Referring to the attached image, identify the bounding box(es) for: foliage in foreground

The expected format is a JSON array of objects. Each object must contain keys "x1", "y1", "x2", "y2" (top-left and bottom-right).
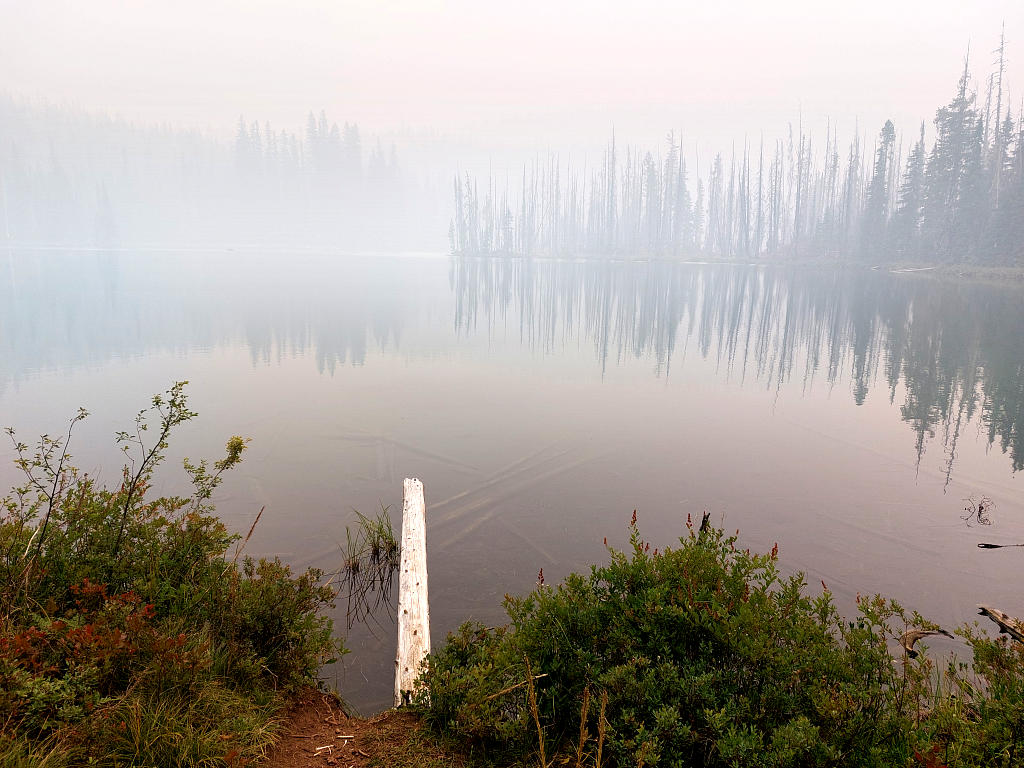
[
  {"x1": 0, "y1": 383, "x2": 343, "y2": 766},
  {"x1": 420, "y1": 517, "x2": 1024, "y2": 768}
]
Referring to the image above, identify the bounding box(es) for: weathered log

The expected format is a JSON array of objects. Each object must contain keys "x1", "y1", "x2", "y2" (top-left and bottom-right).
[
  {"x1": 977, "y1": 605, "x2": 1024, "y2": 644},
  {"x1": 898, "y1": 628, "x2": 953, "y2": 658},
  {"x1": 395, "y1": 478, "x2": 430, "y2": 706}
]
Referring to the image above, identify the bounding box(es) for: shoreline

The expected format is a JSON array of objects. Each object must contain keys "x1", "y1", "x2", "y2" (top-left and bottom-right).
[{"x1": 449, "y1": 250, "x2": 1024, "y2": 281}]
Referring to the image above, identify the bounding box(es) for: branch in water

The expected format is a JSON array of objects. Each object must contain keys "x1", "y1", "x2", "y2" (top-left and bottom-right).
[{"x1": 978, "y1": 605, "x2": 1024, "y2": 644}]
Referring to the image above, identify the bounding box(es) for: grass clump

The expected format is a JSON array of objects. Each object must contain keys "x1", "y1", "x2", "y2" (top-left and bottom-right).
[
  {"x1": 419, "y1": 515, "x2": 1024, "y2": 767},
  {"x1": 339, "y1": 507, "x2": 401, "y2": 630},
  {"x1": 0, "y1": 383, "x2": 343, "y2": 766}
]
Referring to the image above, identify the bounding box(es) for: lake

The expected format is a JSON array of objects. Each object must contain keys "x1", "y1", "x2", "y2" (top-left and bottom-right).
[{"x1": 1, "y1": 249, "x2": 1022, "y2": 713}]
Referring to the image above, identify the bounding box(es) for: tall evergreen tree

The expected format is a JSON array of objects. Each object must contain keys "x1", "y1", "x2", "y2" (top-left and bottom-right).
[
  {"x1": 921, "y1": 55, "x2": 977, "y2": 261},
  {"x1": 889, "y1": 123, "x2": 927, "y2": 258},
  {"x1": 861, "y1": 120, "x2": 897, "y2": 259}
]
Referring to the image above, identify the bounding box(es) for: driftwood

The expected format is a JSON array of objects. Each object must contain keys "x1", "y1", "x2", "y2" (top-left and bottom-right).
[
  {"x1": 977, "y1": 605, "x2": 1024, "y2": 644},
  {"x1": 395, "y1": 478, "x2": 430, "y2": 706},
  {"x1": 899, "y1": 629, "x2": 954, "y2": 659}
]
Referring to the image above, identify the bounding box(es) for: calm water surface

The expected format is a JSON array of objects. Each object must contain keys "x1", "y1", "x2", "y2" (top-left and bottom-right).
[{"x1": 1, "y1": 250, "x2": 1022, "y2": 712}]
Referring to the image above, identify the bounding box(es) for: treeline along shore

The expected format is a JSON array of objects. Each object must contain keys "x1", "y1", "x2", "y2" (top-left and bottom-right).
[{"x1": 452, "y1": 38, "x2": 1024, "y2": 266}]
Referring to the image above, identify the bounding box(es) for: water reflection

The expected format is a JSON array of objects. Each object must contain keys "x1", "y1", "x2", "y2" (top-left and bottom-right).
[
  {"x1": 451, "y1": 257, "x2": 1024, "y2": 476},
  {"x1": 0, "y1": 249, "x2": 416, "y2": 388},
  {"x1": 2, "y1": 250, "x2": 1022, "y2": 480}
]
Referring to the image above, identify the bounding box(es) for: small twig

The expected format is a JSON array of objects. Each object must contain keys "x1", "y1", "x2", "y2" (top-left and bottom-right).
[
  {"x1": 482, "y1": 673, "x2": 550, "y2": 702},
  {"x1": 20, "y1": 525, "x2": 40, "y2": 561},
  {"x1": 962, "y1": 495, "x2": 994, "y2": 527},
  {"x1": 228, "y1": 505, "x2": 265, "y2": 569},
  {"x1": 34, "y1": 412, "x2": 82, "y2": 563}
]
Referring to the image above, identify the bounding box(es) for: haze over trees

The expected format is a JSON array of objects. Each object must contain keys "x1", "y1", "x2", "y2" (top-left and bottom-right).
[
  {"x1": 452, "y1": 40, "x2": 1024, "y2": 265},
  {"x1": 3, "y1": 34, "x2": 1021, "y2": 264},
  {"x1": 0, "y1": 99, "x2": 445, "y2": 250}
]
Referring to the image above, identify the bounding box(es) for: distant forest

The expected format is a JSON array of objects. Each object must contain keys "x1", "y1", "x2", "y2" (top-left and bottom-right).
[
  {"x1": 451, "y1": 41, "x2": 1023, "y2": 265},
  {"x1": 0, "y1": 99, "x2": 445, "y2": 249},
  {"x1": 4, "y1": 37, "x2": 1022, "y2": 262}
]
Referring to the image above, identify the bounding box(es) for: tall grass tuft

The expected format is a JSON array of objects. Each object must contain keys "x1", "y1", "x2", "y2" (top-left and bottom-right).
[{"x1": 337, "y1": 506, "x2": 401, "y2": 629}]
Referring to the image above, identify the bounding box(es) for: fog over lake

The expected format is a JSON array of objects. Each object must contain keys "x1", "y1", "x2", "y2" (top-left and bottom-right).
[
  {"x1": 1, "y1": 249, "x2": 1020, "y2": 712},
  {"x1": 4, "y1": 0, "x2": 1024, "y2": 722}
]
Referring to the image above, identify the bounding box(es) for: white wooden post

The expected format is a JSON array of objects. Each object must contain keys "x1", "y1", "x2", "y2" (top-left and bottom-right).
[{"x1": 395, "y1": 477, "x2": 430, "y2": 706}]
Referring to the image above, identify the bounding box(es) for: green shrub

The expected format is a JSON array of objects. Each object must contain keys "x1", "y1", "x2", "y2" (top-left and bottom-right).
[
  {"x1": 209, "y1": 556, "x2": 340, "y2": 689},
  {"x1": 422, "y1": 622, "x2": 531, "y2": 748},
  {"x1": 940, "y1": 625, "x2": 1024, "y2": 767},
  {"x1": 0, "y1": 383, "x2": 343, "y2": 765},
  {"x1": 420, "y1": 518, "x2": 948, "y2": 767}
]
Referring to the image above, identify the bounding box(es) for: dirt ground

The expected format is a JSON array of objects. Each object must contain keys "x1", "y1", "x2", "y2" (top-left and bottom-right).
[{"x1": 265, "y1": 689, "x2": 467, "y2": 768}]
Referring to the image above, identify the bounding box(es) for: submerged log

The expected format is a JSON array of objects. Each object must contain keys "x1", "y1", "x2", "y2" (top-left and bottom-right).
[
  {"x1": 977, "y1": 605, "x2": 1024, "y2": 644},
  {"x1": 395, "y1": 478, "x2": 430, "y2": 706}
]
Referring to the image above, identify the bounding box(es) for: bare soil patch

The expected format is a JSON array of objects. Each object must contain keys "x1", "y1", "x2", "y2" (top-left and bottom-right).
[{"x1": 266, "y1": 689, "x2": 469, "y2": 768}]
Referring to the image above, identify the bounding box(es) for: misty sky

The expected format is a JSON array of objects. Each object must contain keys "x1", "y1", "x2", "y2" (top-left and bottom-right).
[{"x1": 4, "y1": 0, "x2": 1024, "y2": 156}]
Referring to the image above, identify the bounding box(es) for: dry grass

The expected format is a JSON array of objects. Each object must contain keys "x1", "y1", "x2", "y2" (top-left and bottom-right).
[{"x1": 363, "y1": 711, "x2": 477, "y2": 768}]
